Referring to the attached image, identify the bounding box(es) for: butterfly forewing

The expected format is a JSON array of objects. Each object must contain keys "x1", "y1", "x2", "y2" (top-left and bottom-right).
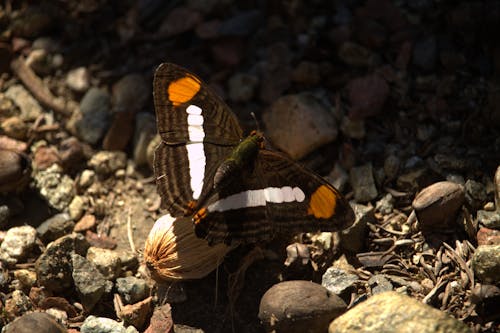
[{"x1": 153, "y1": 63, "x2": 243, "y2": 216}]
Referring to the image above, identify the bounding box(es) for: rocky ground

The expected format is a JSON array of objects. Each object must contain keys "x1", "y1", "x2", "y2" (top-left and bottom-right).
[{"x1": 0, "y1": 0, "x2": 500, "y2": 332}]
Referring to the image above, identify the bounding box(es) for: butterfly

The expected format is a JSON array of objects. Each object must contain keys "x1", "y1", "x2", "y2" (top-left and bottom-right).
[{"x1": 153, "y1": 63, "x2": 355, "y2": 245}]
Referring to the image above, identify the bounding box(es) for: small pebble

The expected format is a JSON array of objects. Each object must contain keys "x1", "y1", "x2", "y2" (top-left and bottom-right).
[
  {"x1": 477, "y1": 210, "x2": 500, "y2": 229},
  {"x1": 340, "y1": 203, "x2": 374, "y2": 253},
  {"x1": 81, "y1": 315, "x2": 138, "y2": 333},
  {"x1": 72, "y1": 253, "x2": 110, "y2": 311},
  {"x1": 0, "y1": 225, "x2": 37, "y2": 264},
  {"x1": 322, "y1": 267, "x2": 359, "y2": 296},
  {"x1": 37, "y1": 213, "x2": 75, "y2": 243},
  {"x1": 66, "y1": 67, "x2": 90, "y2": 92},
  {"x1": 88, "y1": 151, "x2": 127, "y2": 175},
  {"x1": 33, "y1": 164, "x2": 75, "y2": 211},
  {"x1": 350, "y1": 163, "x2": 378, "y2": 202},
  {"x1": 87, "y1": 247, "x2": 122, "y2": 280},
  {"x1": 4, "y1": 85, "x2": 43, "y2": 121},
  {"x1": 36, "y1": 233, "x2": 90, "y2": 293},
  {"x1": 68, "y1": 195, "x2": 87, "y2": 221},
  {"x1": 477, "y1": 227, "x2": 500, "y2": 246},
  {"x1": 79, "y1": 169, "x2": 96, "y2": 188},
  {"x1": 412, "y1": 181, "x2": 465, "y2": 232},
  {"x1": 329, "y1": 291, "x2": 471, "y2": 333},
  {"x1": 115, "y1": 276, "x2": 150, "y2": 304},
  {"x1": 74, "y1": 214, "x2": 97, "y2": 233},
  {"x1": 2, "y1": 312, "x2": 67, "y2": 333},
  {"x1": 133, "y1": 112, "x2": 156, "y2": 167},
  {"x1": 465, "y1": 179, "x2": 488, "y2": 211},
  {"x1": 4, "y1": 290, "x2": 33, "y2": 320},
  {"x1": 259, "y1": 280, "x2": 347, "y2": 333},
  {"x1": 69, "y1": 87, "x2": 111, "y2": 145},
  {"x1": 228, "y1": 72, "x2": 258, "y2": 102},
  {"x1": 263, "y1": 92, "x2": 338, "y2": 160},
  {"x1": 472, "y1": 245, "x2": 500, "y2": 285}
]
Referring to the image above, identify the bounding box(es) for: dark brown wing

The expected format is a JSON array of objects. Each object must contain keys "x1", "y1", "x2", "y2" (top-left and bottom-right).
[{"x1": 194, "y1": 149, "x2": 355, "y2": 245}]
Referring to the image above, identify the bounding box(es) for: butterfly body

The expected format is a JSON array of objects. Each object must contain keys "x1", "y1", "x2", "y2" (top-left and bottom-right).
[{"x1": 153, "y1": 63, "x2": 355, "y2": 245}]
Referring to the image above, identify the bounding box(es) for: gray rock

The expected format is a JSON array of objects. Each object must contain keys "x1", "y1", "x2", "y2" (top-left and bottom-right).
[
  {"x1": 88, "y1": 151, "x2": 127, "y2": 175},
  {"x1": 477, "y1": 210, "x2": 500, "y2": 229},
  {"x1": 472, "y1": 245, "x2": 500, "y2": 284},
  {"x1": 72, "y1": 253, "x2": 109, "y2": 311},
  {"x1": 413, "y1": 35, "x2": 437, "y2": 72},
  {"x1": 78, "y1": 169, "x2": 96, "y2": 188},
  {"x1": 133, "y1": 112, "x2": 156, "y2": 166},
  {"x1": 3, "y1": 290, "x2": 33, "y2": 318},
  {"x1": 37, "y1": 213, "x2": 74, "y2": 243},
  {"x1": 412, "y1": 181, "x2": 465, "y2": 232},
  {"x1": 117, "y1": 251, "x2": 139, "y2": 271},
  {"x1": 174, "y1": 324, "x2": 204, "y2": 333},
  {"x1": 33, "y1": 164, "x2": 75, "y2": 211},
  {"x1": 328, "y1": 291, "x2": 472, "y2": 333},
  {"x1": 465, "y1": 179, "x2": 488, "y2": 211},
  {"x1": 4, "y1": 85, "x2": 43, "y2": 121},
  {"x1": 340, "y1": 116, "x2": 366, "y2": 139},
  {"x1": 338, "y1": 42, "x2": 378, "y2": 67},
  {"x1": 350, "y1": 163, "x2": 378, "y2": 202},
  {"x1": 73, "y1": 87, "x2": 111, "y2": 144},
  {"x1": 383, "y1": 154, "x2": 400, "y2": 182},
  {"x1": 2, "y1": 312, "x2": 66, "y2": 333},
  {"x1": 66, "y1": 67, "x2": 90, "y2": 92},
  {"x1": 340, "y1": 203, "x2": 374, "y2": 252},
  {"x1": 322, "y1": 267, "x2": 359, "y2": 296},
  {"x1": 263, "y1": 92, "x2": 338, "y2": 160},
  {"x1": 81, "y1": 315, "x2": 138, "y2": 333},
  {"x1": 115, "y1": 276, "x2": 150, "y2": 304},
  {"x1": 36, "y1": 233, "x2": 89, "y2": 293},
  {"x1": 0, "y1": 225, "x2": 37, "y2": 264},
  {"x1": 68, "y1": 195, "x2": 87, "y2": 221},
  {"x1": 259, "y1": 280, "x2": 347, "y2": 333},
  {"x1": 375, "y1": 193, "x2": 394, "y2": 215},
  {"x1": 0, "y1": 204, "x2": 10, "y2": 227},
  {"x1": 112, "y1": 74, "x2": 149, "y2": 113},
  {"x1": 228, "y1": 72, "x2": 258, "y2": 102},
  {"x1": 368, "y1": 275, "x2": 393, "y2": 294},
  {"x1": 86, "y1": 247, "x2": 122, "y2": 280}
]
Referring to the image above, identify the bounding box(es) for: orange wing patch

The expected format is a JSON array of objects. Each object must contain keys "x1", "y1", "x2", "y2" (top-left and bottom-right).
[
  {"x1": 307, "y1": 185, "x2": 337, "y2": 219},
  {"x1": 193, "y1": 207, "x2": 208, "y2": 225},
  {"x1": 167, "y1": 75, "x2": 201, "y2": 106}
]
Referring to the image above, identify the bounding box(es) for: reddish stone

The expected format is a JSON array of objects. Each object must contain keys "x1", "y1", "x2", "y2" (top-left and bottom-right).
[
  {"x1": 33, "y1": 146, "x2": 60, "y2": 170},
  {"x1": 102, "y1": 111, "x2": 135, "y2": 151},
  {"x1": 477, "y1": 227, "x2": 500, "y2": 246},
  {"x1": 74, "y1": 214, "x2": 97, "y2": 233},
  {"x1": 347, "y1": 74, "x2": 390, "y2": 120},
  {"x1": 85, "y1": 230, "x2": 117, "y2": 249},
  {"x1": 144, "y1": 304, "x2": 174, "y2": 333}
]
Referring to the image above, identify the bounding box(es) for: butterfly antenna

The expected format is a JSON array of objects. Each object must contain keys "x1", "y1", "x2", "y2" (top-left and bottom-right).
[{"x1": 250, "y1": 112, "x2": 261, "y2": 132}]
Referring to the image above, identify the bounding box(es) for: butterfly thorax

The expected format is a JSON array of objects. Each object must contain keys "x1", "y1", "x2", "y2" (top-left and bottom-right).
[{"x1": 213, "y1": 132, "x2": 264, "y2": 190}]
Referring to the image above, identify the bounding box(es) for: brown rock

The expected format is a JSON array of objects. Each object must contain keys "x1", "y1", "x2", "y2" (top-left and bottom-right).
[
  {"x1": 329, "y1": 291, "x2": 471, "y2": 333},
  {"x1": 1, "y1": 116, "x2": 28, "y2": 140},
  {"x1": 74, "y1": 214, "x2": 96, "y2": 233},
  {"x1": 3, "y1": 312, "x2": 67, "y2": 333},
  {"x1": 33, "y1": 146, "x2": 61, "y2": 170},
  {"x1": 262, "y1": 93, "x2": 338, "y2": 160},
  {"x1": 0, "y1": 135, "x2": 28, "y2": 152},
  {"x1": 116, "y1": 295, "x2": 152, "y2": 329},
  {"x1": 0, "y1": 149, "x2": 31, "y2": 194},
  {"x1": 144, "y1": 303, "x2": 174, "y2": 333},
  {"x1": 158, "y1": 6, "x2": 201, "y2": 37},
  {"x1": 59, "y1": 137, "x2": 86, "y2": 172},
  {"x1": 102, "y1": 111, "x2": 135, "y2": 151},
  {"x1": 477, "y1": 227, "x2": 500, "y2": 245},
  {"x1": 259, "y1": 280, "x2": 347, "y2": 333},
  {"x1": 347, "y1": 73, "x2": 389, "y2": 120},
  {"x1": 412, "y1": 181, "x2": 465, "y2": 232}
]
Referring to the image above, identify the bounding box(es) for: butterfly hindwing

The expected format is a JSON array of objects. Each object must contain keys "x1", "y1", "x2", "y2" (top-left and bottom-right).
[
  {"x1": 153, "y1": 63, "x2": 243, "y2": 215},
  {"x1": 194, "y1": 149, "x2": 355, "y2": 245}
]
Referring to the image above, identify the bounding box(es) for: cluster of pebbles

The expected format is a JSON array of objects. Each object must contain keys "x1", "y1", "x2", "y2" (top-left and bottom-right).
[{"x1": 1, "y1": 0, "x2": 500, "y2": 332}]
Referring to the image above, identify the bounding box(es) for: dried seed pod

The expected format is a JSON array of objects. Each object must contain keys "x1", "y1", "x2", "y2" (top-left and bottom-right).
[
  {"x1": 144, "y1": 214, "x2": 232, "y2": 281},
  {"x1": 0, "y1": 149, "x2": 31, "y2": 194}
]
